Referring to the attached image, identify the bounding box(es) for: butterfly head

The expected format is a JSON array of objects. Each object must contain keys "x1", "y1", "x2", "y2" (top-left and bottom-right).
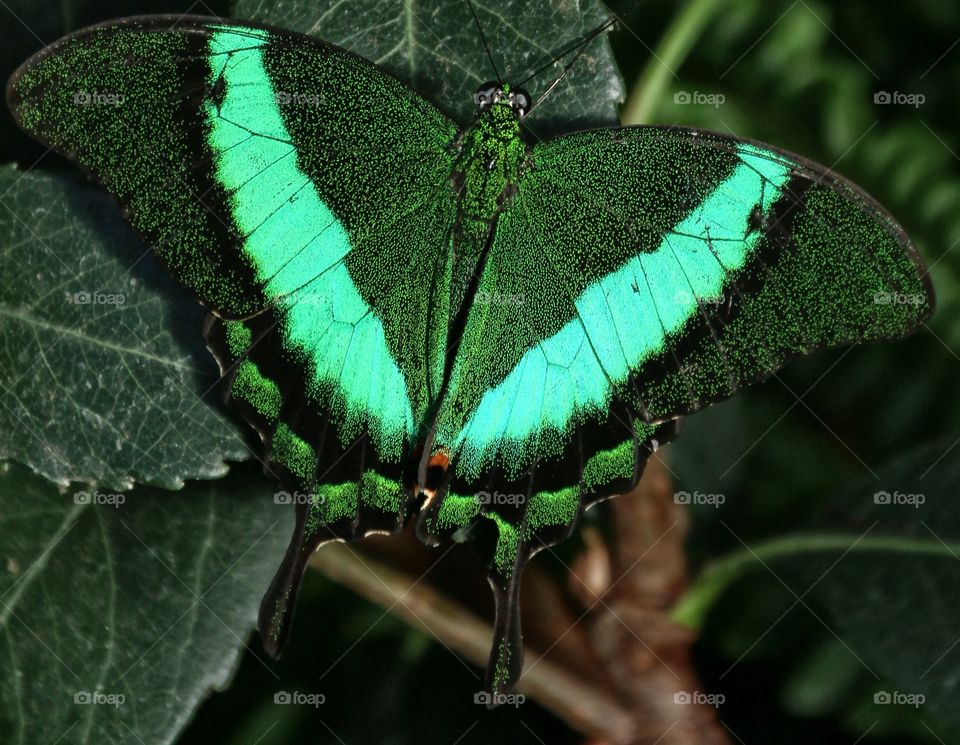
[{"x1": 474, "y1": 82, "x2": 532, "y2": 118}]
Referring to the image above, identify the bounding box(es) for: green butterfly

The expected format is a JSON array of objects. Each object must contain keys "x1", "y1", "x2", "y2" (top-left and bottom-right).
[{"x1": 7, "y1": 12, "x2": 933, "y2": 699}]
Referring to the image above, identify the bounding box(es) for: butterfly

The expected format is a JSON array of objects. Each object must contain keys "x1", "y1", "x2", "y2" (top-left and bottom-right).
[{"x1": 7, "y1": 10, "x2": 934, "y2": 700}]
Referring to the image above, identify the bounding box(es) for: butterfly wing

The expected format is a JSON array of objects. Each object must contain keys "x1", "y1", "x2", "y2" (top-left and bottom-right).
[
  {"x1": 8, "y1": 16, "x2": 460, "y2": 652},
  {"x1": 427, "y1": 125, "x2": 934, "y2": 693}
]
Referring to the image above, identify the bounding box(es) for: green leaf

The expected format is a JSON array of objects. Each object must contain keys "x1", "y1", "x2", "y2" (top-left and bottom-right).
[
  {"x1": 234, "y1": 0, "x2": 625, "y2": 136},
  {"x1": 0, "y1": 461, "x2": 291, "y2": 745},
  {"x1": 619, "y1": 0, "x2": 726, "y2": 125},
  {"x1": 0, "y1": 166, "x2": 248, "y2": 489},
  {"x1": 675, "y1": 437, "x2": 960, "y2": 737}
]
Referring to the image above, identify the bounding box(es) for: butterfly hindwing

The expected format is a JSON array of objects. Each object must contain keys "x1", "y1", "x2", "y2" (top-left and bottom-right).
[{"x1": 204, "y1": 312, "x2": 415, "y2": 652}]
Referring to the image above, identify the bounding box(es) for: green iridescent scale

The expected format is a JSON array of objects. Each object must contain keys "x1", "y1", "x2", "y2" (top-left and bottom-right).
[{"x1": 8, "y1": 14, "x2": 934, "y2": 700}]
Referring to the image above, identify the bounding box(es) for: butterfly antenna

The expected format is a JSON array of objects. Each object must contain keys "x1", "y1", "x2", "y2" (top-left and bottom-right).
[
  {"x1": 466, "y1": 0, "x2": 503, "y2": 83},
  {"x1": 520, "y1": 17, "x2": 616, "y2": 118}
]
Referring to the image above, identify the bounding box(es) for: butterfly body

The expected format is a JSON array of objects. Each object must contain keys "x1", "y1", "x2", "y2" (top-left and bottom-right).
[
  {"x1": 7, "y1": 15, "x2": 934, "y2": 701},
  {"x1": 442, "y1": 83, "x2": 533, "y2": 374},
  {"x1": 453, "y1": 84, "x2": 531, "y2": 221}
]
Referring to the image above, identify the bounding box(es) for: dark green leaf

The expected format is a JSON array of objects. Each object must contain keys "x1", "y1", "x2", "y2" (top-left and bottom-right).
[
  {"x1": 234, "y1": 0, "x2": 625, "y2": 136},
  {"x1": 0, "y1": 166, "x2": 248, "y2": 489},
  {"x1": 0, "y1": 461, "x2": 291, "y2": 745},
  {"x1": 676, "y1": 437, "x2": 960, "y2": 738}
]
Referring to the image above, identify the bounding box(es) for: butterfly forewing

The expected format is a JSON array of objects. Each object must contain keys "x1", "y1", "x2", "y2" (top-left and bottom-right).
[{"x1": 435, "y1": 127, "x2": 932, "y2": 484}]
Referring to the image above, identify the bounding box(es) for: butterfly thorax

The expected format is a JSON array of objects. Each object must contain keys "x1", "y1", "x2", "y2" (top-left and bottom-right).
[
  {"x1": 442, "y1": 86, "x2": 533, "y2": 339},
  {"x1": 452, "y1": 92, "x2": 530, "y2": 224}
]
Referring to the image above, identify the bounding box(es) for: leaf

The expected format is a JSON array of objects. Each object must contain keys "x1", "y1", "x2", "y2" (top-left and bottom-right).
[
  {"x1": 0, "y1": 166, "x2": 248, "y2": 489},
  {"x1": 0, "y1": 461, "x2": 291, "y2": 745},
  {"x1": 675, "y1": 437, "x2": 960, "y2": 737},
  {"x1": 234, "y1": 0, "x2": 625, "y2": 136}
]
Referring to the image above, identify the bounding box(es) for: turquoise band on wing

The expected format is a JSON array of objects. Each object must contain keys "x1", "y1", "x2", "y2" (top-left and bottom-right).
[
  {"x1": 204, "y1": 27, "x2": 414, "y2": 459},
  {"x1": 446, "y1": 143, "x2": 791, "y2": 477}
]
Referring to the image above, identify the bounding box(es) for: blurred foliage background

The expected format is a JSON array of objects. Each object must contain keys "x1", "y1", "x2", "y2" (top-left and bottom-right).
[{"x1": 1, "y1": 0, "x2": 959, "y2": 743}]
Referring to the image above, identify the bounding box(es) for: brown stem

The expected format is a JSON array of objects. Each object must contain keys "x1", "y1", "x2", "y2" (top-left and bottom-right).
[{"x1": 310, "y1": 543, "x2": 637, "y2": 743}]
